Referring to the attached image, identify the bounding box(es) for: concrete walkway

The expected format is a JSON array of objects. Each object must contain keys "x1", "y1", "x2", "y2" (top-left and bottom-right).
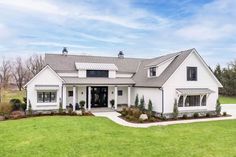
[{"x1": 93, "y1": 104, "x2": 236, "y2": 128}]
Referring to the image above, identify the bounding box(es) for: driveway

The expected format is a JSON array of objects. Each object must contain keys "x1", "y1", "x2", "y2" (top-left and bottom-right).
[{"x1": 221, "y1": 104, "x2": 236, "y2": 117}]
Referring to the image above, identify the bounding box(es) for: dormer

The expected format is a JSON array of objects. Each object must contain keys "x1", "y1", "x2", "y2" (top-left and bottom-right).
[
  {"x1": 146, "y1": 56, "x2": 175, "y2": 78},
  {"x1": 75, "y1": 62, "x2": 118, "y2": 78}
]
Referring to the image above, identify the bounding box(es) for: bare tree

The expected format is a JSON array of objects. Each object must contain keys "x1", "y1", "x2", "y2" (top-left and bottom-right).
[
  {"x1": 0, "y1": 57, "x2": 12, "y2": 88},
  {"x1": 12, "y1": 57, "x2": 27, "y2": 91},
  {"x1": 26, "y1": 54, "x2": 45, "y2": 77}
]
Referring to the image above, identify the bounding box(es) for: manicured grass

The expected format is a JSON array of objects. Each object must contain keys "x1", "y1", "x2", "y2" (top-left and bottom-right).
[
  {"x1": 0, "y1": 117, "x2": 236, "y2": 157},
  {"x1": 0, "y1": 89, "x2": 26, "y2": 103},
  {"x1": 219, "y1": 95, "x2": 236, "y2": 104}
]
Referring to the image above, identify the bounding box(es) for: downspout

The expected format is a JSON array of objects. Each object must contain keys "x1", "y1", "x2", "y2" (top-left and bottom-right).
[{"x1": 160, "y1": 87, "x2": 164, "y2": 116}]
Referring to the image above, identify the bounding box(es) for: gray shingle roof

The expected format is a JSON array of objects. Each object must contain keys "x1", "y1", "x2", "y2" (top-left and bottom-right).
[{"x1": 45, "y1": 48, "x2": 194, "y2": 87}]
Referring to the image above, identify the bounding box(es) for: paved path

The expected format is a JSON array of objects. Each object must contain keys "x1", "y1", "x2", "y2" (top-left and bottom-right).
[{"x1": 93, "y1": 104, "x2": 236, "y2": 128}]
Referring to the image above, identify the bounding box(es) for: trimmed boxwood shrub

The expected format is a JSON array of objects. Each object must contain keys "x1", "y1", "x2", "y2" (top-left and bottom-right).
[
  {"x1": 183, "y1": 114, "x2": 188, "y2": 119},
  {"x1": 223, "y1": 112, "x2": 227, "y2": 116},
  {"x1": 193, "y1": 112, "x2": 199, "y2": 118},
  {"x1": 206, "y1": 112, "x2": 211, "y2": 118}
]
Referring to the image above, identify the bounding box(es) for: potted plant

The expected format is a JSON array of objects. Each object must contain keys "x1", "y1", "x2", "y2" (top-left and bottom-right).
[{"x1": 110, "y1": 99, "x2": 115, "y2": 108}]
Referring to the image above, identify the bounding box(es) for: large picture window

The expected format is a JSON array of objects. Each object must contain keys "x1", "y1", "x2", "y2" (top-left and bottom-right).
[
  {"x1": 187, "y1": 67, "x2": 197, "y2": 81},
  {"x1": 149, "y1": 67, "x2": 156, "y2": 77},
  {"x1": 185, "y1": 95, "x2": 200, "y2": 107},
  {"x1": 86, "y1": 70, "x2": 108, "y2": 77},
  {"x1": 37, "y1": 91, "x2": 57, "y2": 103}
]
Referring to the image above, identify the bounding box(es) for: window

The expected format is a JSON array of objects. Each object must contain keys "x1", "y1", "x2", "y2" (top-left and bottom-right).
[
  {"x1": 87, "y1": 70, "x2": 108, "y2": 77},
  {"x1": 68, "y1": 91, "x2": 73, "y2": 97},
  {"x1": 178, "y1": 96, "x2": 183, "y2": 107},
  {"x1": 187, "y1": 67, "x2": 197, "y2": 81},
  {"x1": 37, "y1": 91, "x2": 57, "y2": 103},
  {"x1": 185, "y1": 96, "x2": 200, "y2": 107},
  {"x1": 118, "y1": 90, "x2": 123, "y2": 96},
  {"x1": 201, "y1": 95, "x2": 206, "y2": 106},
  {"x1": 149, "y1": 67, "x2": 156, "y2": 77}
]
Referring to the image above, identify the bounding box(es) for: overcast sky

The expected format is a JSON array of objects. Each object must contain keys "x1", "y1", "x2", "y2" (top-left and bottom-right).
[{"x1": 0, "y1": 0, "x2": 235, "y2": 67}]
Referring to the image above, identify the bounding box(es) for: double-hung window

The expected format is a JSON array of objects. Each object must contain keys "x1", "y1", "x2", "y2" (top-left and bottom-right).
[
  {"x1": 149, "y1": 67, "x2": 156, "y2": 77},
  {"x1": 37, "y1": 91, "x2": 57, "y2": 103},
  {"x1": 187, "y1": 67, "x2": 197, "y2": 81}
]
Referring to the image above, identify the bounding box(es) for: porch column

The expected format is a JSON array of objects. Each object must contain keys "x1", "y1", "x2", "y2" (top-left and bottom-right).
[
  {"x1": 63, "y1": 85, "x2": 67, "y2": 109},
  {"x1": 128, "y1": 86, "x2": 131, "y2": 107},
  {"x1": 88, "y1": 86, "x2": 91, "y2": 111},
  {"x1": 73, "y1": 86, "x2": 76, "y2": 111},
  {"x1": 114, "y1": 86, "x2": 118, "y2": 109}
]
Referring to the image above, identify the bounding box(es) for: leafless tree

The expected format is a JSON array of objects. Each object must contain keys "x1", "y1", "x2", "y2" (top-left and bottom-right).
[
  {"x1": 26, "y1": 54, "x2": 45, "y2": 77},
  {"x1": 12, "y1": 57, "x2": 27, "y2": 91},
  {"x1": 0, "y1": 57, "x2": 12, "y2": 88}
]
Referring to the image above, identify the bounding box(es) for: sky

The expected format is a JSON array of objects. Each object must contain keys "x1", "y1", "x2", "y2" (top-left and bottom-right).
[{"x1": 0, "y1": 0, "x2": 236, "y2": 67}]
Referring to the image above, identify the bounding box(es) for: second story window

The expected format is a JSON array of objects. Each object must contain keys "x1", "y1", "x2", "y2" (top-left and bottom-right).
[
  {"x1": 149, "y1": 67, "x2": 156, "y2": 77},
  {"x1": 87, "y1": 70, "x2": 109, "y2": 77},
  {"x1": 187, "y1": 67, "x2": 197, "y2": 81}
]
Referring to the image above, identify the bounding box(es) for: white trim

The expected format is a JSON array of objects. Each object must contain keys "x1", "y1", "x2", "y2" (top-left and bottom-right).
[
  {"x1": 24, "y1": 65, "x2": 64, "y2": 87},
  {"x1": 145, "y1": 55, "x2": 177, "y2": 68}
]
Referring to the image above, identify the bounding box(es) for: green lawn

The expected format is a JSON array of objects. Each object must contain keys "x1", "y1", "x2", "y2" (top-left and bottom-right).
[
  {"x1": 0, "y1": 117, "x2": 236, "y2": 157},
  {"x1": 219, "y1": 95, "x2": 236, "y2": 104}
]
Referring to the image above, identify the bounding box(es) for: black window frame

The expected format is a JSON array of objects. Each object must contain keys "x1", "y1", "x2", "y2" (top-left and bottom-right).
[
  {"x1": 187, "y1": 67, "x2": 197, "y2": 81},
  {"x1": 118, "y1": 90, "x2": 123, "y2": 96},
  {"x1": 68, "y1": 91, "x2": 73, "y2": 97},
  {"x1": 37, "y1": 91, "x2": 57, "y2": 103},
  {"x1": 149, "y1": 67, "x2": 156, "y2": 77},
  {"x1": 86, "y1": 70, "x2": 109, "y2": 78},
  {"x1": 185, "y1": 95, "x2": 200, "y2": 107}
]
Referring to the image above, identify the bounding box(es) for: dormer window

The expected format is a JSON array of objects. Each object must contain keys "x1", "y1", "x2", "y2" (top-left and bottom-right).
[
  {"x1": 187, "y1": 67, "x2": 197, "y2": 81},
  {"x1": 87, "y1": 70, "x2": 108, "y2": 77},
  {"x1": 149, "y1": 67, "x2": 156, "y2": 77}
]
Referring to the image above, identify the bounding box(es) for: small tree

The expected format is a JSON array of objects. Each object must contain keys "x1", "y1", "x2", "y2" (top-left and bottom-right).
[
  {"x1": 59, "y1": 98, "x2": 63, "y2": 114},
  {"x1": 216, "y1": 99, "x2": 221, "y2": 116},
  {"x1": 28, "y1": 100, "x2": 32, "y2": 116},
  {"x1": 147, "y1": 99, "x2": 153, "y2": 118},
  {"x1": 135, "y1": 94, "x2": 139, "y2": 107},
  {"x1": 139, "y1": 96, "x2": 145, "y2": 112},
  {"x1": 173, "y1": 99, "x2": 178, "y2": 119},
  {"x1": 79, "y1": 100, "x2": 85, "y2": 109}
]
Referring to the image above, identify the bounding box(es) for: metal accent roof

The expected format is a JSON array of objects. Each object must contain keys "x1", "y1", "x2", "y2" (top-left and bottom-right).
[
  {"x1": 176, "y1": 88, "x2": 215, "y2": 95},
  {"x1": 75, "y1": 62, "x2": 118, "y2": 71},
  {"x1": 62, "y1": 77, "x2": 135, "y2": 85}
]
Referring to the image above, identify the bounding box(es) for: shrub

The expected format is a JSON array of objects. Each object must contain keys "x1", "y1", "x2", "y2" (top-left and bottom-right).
[
  {"x1": 216, "y1": 99, "x2": 221, "y2": 116},
  {"x1": 23, "y1": 97, "x2": 27, "y2": 103},
  {"x1": 75, "y1": 103, "x2": 80, "y2": 110},
  {"x1": 206, "y1": 112, "x2": 211, "y2": 118},
  {"x1": 223, "y1": 112, "x2": 227, "y2": 116},
  {"x1": 193, "y1": 112, "x2": 199, "y2": 118},
  {"x1": 183, "y1": 114, "x2": 188, "y2": 119},
  {"x1": 121, "y1": 107, "x2": 128, "y2": 116},
  {"x1": 138, "y1": 119, "x2": 144, "y2": 123},
  {"x1": 149, "y1": 117, "x2": 156, "y2": 122},
  {"x1": 161, "y1": 115, "x2": 167, "y2": 121},
  {"x1": 0, "y1": 102, "x2": 12, "y2": 115},
  {"x1": 110, "y1": 99, "x2": 115, "y2": 108},
  {"x1": 132, "y1": 108, "x2": 141, "y2": 119},
  {"x1": 135, "y1": 94, "x2": 139, "y2": 107},
  {"x1": 173, "y1": 99, "x2": 178, "y2": 120},
  {"x1": 9, "y1": 99, "x2": 22, "y2": 111},
  {"x1": 59, "y1": 98, "x2": 63, "y2": 114},
  {"x1": 139, "y1": 96, "x2": 145, "y2": 112},
  {"x1": 79, "y1": 101, "x2": 85, "y2": 109},
  {"x1": 147, "y1": 99, "x2": 153, "y2": 118},
  {"x1": 20, "y1": 103, "x2": 27, "y2": 111},
  {"x1": 68, "y1": 108, "x2": 73, "y2": 115}
]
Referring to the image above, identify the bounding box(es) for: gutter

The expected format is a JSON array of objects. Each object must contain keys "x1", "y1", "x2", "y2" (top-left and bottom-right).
[{"x1": 160, "y1": 87, "x2": 164, "y2": 116}]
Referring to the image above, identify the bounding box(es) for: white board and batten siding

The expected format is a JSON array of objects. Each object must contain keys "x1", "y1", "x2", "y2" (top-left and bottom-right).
[
  {"x1": 26, "y1": 66, "x2": 63, "y2": 110},
  {"x1": 162, "y1": 51, "x2": 220, "y2": 113}
]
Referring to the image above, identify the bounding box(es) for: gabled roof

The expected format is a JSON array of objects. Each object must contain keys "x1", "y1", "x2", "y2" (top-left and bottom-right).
[{"x1": 45, "y1": 54, "x2": 142, "y2": 73}]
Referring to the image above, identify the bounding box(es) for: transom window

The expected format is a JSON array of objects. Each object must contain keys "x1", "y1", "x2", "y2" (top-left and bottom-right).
[
  {"x1": 87, "y1": 70, "x2": 108, "y2": 77},
  {"x1": 37, "y1": 91, "x2": 57, "y2": 103},
  {"x1": 187, "y1": 67, "x2": 197, "y2": 81},
  {"x1": 149, "y1": 67, "x2": 156, "y2": 77}
]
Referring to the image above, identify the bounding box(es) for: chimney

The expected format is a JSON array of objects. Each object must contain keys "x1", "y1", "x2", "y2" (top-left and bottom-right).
[
  {"x1": 62, "y1": 47, "x2": 68, "y2": 56},
  {"x1": 118, "y1": 51, "x2": 124, "y2": 59}
]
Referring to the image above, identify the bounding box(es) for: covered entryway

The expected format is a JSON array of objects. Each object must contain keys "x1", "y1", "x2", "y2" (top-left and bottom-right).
[{"x1": 87, "y1": 86, "x2": 108, "y2": 108}]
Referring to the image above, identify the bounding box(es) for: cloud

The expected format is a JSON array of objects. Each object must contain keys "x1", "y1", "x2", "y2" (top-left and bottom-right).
[{"x1": 0, "y1": 24, "x2": 13, "y2": 40}]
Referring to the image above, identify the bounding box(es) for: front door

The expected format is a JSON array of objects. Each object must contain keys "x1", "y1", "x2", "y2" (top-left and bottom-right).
[{"x1": 87, "y1": 87, "x2": 108, "y2": 107}]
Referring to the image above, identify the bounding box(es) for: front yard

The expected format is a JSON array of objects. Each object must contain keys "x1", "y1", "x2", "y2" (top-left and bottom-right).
[{"x1": 0, "y1": 117, "x2": 235, "y2": 157}]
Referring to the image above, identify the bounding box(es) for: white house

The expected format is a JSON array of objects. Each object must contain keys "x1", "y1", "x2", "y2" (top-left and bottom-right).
[{"x1": 25, "y1": 48, "x2": 222, "y2": 117}]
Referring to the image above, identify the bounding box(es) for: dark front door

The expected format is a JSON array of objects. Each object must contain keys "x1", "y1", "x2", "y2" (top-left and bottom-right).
[{"x1": 87, "y1": 86, "x2": 108, "y2": 108}]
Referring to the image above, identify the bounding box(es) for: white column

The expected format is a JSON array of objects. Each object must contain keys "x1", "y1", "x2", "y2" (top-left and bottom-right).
[
  {"x1": 73, "y1": 86, "x2": 76, "y2": 111},
  {"x1": 128, "y1": 86, "x2": 131, "y2": 107},
  {"x1": 114, "y1": 86, "x2": 118, "y2": 109},
  {"x1": 63, "y1": 85, "x2": 67, "y2": 109},
  {"x1": 88, "y1": 86, "x2": 91, "y2": 111}
]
